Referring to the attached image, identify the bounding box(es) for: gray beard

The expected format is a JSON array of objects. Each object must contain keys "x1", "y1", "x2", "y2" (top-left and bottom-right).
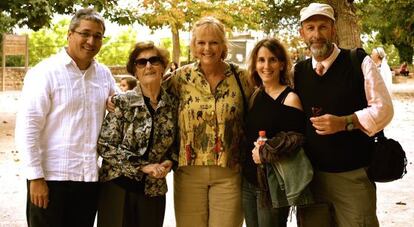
[{"x1": 310, "y1": 42, "x2": 333, "y2": 59}]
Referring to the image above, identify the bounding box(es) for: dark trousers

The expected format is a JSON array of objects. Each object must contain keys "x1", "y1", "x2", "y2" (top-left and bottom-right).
[
  {"x1": 97, "y1": 180, "x2": 166, "y2": 227},
  {"x1": 26, "y1": 180, "x2": 99, "y2": 227}
]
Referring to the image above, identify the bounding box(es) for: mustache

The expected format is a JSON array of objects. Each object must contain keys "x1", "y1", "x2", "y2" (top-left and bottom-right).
[
  {"x1": 306, "y1": 38, "x2": 333, "y2": 58},
  {"x1": 308, "y1": 37, "x2": 329, "y2": 46}
]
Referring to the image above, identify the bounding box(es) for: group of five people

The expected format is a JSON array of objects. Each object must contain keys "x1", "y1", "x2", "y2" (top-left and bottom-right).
[{"x1": 16, "y1": 2, "x2": 393, "y2": 227}]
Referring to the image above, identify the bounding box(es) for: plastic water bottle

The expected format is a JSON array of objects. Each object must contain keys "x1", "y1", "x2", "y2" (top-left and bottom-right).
[{"x1": 257, "y1": 130, "x2": 267, "y2": 146}]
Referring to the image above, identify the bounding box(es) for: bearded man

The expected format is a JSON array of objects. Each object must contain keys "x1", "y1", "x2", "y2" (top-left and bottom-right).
[{"x1": 293, "y1": 3, "x2": 393, "y2": 227}]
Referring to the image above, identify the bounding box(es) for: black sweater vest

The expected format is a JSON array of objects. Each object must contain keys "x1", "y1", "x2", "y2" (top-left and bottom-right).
[{"x1": 294, "y1": 49, "x2": 373, "y2": 172}]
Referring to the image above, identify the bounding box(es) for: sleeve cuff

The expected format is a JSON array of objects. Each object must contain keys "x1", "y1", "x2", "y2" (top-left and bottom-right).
[{"x1": 25, "y1": 166, "x2": 44, "y2": 180}]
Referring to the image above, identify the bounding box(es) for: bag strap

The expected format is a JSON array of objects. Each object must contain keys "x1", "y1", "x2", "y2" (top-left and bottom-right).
[
  {"x1": 230, "y1": 63, "x2": 248, "y2": 116},
  {"x1": 248, "y1": 87, "x2": 261, "y2": 110},
  {"x1": 350, "y1": 48, "x2": 364, "y2": 78}
]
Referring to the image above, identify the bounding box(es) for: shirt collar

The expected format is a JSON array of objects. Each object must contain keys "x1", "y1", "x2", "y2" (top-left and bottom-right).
[
  {"x1": 193, "y1": 60, "x2": 233, "y2": 78},
  {"x1": 60, "y1": 47, "x2": 96, "y2": 70},
  {"x1": 129, "y1": 84, "x2": 171, "y2": 109},
  {"x1": 311, "y1": 43, "x2": 340, "y2": 71}
]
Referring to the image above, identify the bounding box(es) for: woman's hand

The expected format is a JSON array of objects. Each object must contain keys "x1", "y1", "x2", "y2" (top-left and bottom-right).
[
  {"x1": 141, "y1": 163, "x2": 167, "y2": 179},
  {"x1": 251, "y1": 142, "x2": 262, "y2": 164},
  {"x1": 160, "y1": 160, "x2": 173, "y2": 173}
]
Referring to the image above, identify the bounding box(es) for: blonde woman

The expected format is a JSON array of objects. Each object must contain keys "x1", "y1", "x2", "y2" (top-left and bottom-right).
[{"x1": 166, "y1": 16, "x2": 252, "y2": 227}]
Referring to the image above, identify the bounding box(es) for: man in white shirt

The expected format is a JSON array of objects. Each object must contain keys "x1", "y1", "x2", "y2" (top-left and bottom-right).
[{"x1": 15, "y1": 8, "x2": 116, "y2": 227}]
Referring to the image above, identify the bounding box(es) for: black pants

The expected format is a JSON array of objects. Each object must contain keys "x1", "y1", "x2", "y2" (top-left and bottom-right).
[
  {"x1": 97, "y1": 180, "x2": 166, "y2": 227},
  {"x1": 26, "y1": 180, "x2": 99, "y2": 227}
]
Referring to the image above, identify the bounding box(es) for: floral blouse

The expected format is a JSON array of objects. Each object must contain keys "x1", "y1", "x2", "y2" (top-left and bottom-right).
[
  {"x1": 166, "y1": 61, "x2": 252, "y2": 169},
  {"x1": 97, "y1": 85, "x2": 177, "y2": 196}
]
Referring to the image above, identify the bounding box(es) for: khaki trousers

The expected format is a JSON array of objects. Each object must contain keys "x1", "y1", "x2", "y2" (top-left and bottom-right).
[
  {"x1": 298, "y1": 168, "x2": 379, "y2": 227},
  {"x1": 174, "y1": 166, "x2": 243, "y2": 227}
]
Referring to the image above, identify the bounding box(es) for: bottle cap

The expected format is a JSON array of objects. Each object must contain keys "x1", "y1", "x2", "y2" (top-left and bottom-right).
[{"x1": 259, "y1": 130, "x2": 266, "y2": 137}]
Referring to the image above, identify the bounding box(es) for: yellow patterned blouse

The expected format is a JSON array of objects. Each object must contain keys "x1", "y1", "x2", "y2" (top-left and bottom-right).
[{"x1": 167, "y1": 61, "x2": 252, "y2": 169}]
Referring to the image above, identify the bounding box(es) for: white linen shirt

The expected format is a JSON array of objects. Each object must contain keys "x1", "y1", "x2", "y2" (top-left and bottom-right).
[
  {"x1": 311, "y1": 44, "x2": 394, "y2": 136},
  {"x1": 16, "y1": 48, "x2": 116, "y2": 182}
]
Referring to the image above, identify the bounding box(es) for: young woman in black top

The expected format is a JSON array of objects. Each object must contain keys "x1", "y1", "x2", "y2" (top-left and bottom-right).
[{"x1": 242, "y1": 38, "x2": 307, "y2": 227}]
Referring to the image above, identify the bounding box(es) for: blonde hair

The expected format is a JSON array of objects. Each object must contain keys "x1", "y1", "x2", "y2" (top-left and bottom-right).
[{"x1": 190, "y1": 16, "x2": 228, "y2": 60}]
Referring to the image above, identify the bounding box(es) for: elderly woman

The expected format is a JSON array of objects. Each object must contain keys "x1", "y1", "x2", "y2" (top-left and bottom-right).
[
  {"x1": 165, "y1": 16, "x2": 252, "y2": 227},
  {"x1": 242, "y1": 38, "x2": 313, "y2": 227},
  {"x1": 371, "y1": 47, "x2": 392, "y2": 91},
  {"x1": 97, "y1": 41, "x2": 177, "y2": 227}
]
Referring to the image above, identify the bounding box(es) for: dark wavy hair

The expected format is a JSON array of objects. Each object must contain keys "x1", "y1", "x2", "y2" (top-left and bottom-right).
[
  {"x1": 247, "y1": 38, "x2": 292, "y2": 88},
  {"x1": 126, "y1": 41, "x2": 170, "y2": 76}
]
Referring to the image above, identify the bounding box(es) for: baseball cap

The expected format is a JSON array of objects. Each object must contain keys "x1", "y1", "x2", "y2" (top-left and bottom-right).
[{"x1": 300, "y1": 3, "x2": 335, "y2": 22}]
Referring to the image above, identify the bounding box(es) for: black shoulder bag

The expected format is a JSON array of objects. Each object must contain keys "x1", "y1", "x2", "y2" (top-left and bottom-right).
[{"x1": 350, "y1": 48, "x2": 407, "y2": 182}]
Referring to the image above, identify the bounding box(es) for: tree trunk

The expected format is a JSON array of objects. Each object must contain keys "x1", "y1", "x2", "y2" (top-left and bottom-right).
[
  {"x1": 328, "y1": 0, "x2": 361, "y2": 49},
  {"x1": 171, "y1": 26, "x2": 180, "y2": 66}
]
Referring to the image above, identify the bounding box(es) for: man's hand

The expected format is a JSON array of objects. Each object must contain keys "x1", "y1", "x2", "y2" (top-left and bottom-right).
[
  {"x1": 310, "y1": 114, "x2": 346, "y2": 135},
  {"x1": 106, "y1": 95, "x2": 115, "y2": 113},
  {"x1": 29, "y1": 178, "x2": 49, "y2": 209}
]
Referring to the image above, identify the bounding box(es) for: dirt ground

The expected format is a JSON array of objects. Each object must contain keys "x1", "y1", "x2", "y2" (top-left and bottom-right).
[{"x1": 1, "y1": 78, "x2": 413, "y2": 227}]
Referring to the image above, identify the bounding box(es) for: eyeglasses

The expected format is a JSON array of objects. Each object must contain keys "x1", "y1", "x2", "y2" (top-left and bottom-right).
[
  {"x1": 134, "y1": 56, "x2": 162, "y2": 68},
  {"x1": 73, "y1": 31, "x2": 105, "y2": 41}
]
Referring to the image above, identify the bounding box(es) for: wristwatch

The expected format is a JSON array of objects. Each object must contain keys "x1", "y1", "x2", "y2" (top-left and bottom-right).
[{"x1": 345, "y1": 115, "x2": 354, "y2": 131}]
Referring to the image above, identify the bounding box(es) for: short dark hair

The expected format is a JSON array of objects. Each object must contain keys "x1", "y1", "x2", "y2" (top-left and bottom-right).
[
  {"x1": 69, "y1": 8, "x2": 105, "y2": 33},
  {"x1": 247, "y1": 38, "x2": 292, "y2": 88},
  {"x1": 126, "y1": 41, "x2": 170, "y2": 76},
  {"x1": 121, "y1": 77, "x2": 137, "y2": 90}
]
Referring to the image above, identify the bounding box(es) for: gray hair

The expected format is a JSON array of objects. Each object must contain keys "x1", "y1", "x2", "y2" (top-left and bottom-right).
[
  {"x1": 374, "y1": 47, "x2": 386, "y2": 60},
  {"x1": 69, "y1": 8, "x2": 105, "y2": 33}
]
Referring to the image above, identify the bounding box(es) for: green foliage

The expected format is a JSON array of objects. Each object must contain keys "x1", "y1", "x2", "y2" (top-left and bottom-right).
[
  {"x1": 27, "y1": 19, "x2": 69, "y2": 66},
  {"x1": 259, "y1": 0, "x2": 314, "y2": 34},
  {"x1": 358, "y1": 0, "x2": 414, "y2": 64},
  {"x1": 160, "y1": 37, "x2": 189, "y2": 63},
  {"x1": 0, "y1": 0, "x2": 116, "y2": 66},
  {"x1": 96, "y1": 28, "x2": 137, "y2": 66},
  {"x1": 4, "y1": 56, "x2": 25, "y2": 67},
  {"x1": 0, "y1": 0, "x2": 110, "y2": 32},
  {"x1": 8, "y1": 18, "x2": 138, "y2": 67},
  {"x1": 363, "y1": 35, "x2": 400, "y2": 67},
  {"x1": 100, "y1": 0, "x2": 266, "y2": 64}
]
